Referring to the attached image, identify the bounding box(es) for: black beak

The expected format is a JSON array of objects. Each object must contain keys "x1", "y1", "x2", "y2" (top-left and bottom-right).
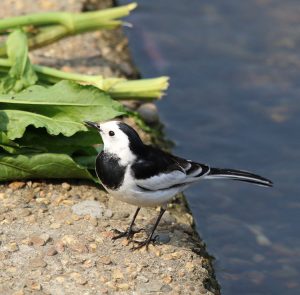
[{"x1": 84, "y1": 120, "x2": 101, "y2": 131}]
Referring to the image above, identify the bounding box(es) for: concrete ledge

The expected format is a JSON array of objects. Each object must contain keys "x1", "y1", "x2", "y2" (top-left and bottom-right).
[{"x1": 0, "y1": 0, "x2": 220, "y2": 294}]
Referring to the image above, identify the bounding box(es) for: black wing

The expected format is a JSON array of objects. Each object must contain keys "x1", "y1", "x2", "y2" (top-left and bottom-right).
[{"x1": 132, "y1": 146, "x2": 210, "y2": 191}]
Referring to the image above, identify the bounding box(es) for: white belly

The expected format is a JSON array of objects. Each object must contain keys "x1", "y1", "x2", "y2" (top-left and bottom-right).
[{"x1": 105, "y1": 167, "x2": 187, "y2": 207}]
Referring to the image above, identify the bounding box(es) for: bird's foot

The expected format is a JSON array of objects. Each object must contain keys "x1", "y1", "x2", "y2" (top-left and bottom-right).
[
  {"x1": 131, "y1": 235, "x2": 159, "y2": 251},
  {"x1": 112, "y1": 228, "x2": 144, "y2": 241}
]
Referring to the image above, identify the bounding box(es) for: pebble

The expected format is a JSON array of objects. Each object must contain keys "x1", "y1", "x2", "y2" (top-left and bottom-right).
[
  {"x1": 32, "y1": 182, "x2": 40, "y2": 188},
  {"x1": 104, "y1": 209, "x2": 113, "y2": 218},
  {"x1": 140, "y1": 281, "x2": 163, "y2": 293},
  {"x1": 137, "y1": 275, "x2": 149, "y2": 283},
  {"x1": 9, "y1": 181, "x2": 26, "y2": 190},
  {"x1": 185, "y1": 262, "x2": 195, "y2": 272},
  {"x1": 112, "y1": 269, "x2": 124, "y2": 280},
  {"x1": 71, "y1": 214, "x2": 81, "y2": 221},
  {"x1": 0, "y1": 252, "x2": 7, "y2": 260},
  {"x1": 54, "y1": 240, "x2": 64, "y2": 253},
  {"x1": 163, "y1": 275, "x2": 173, "y2": 284},
  {"x1": 111, "y1": 212, "x2": 130, "y2": 220},
  {"x1": 157, "y1": 233, "x2": 171, "y2": 244},
  {"x1": 46, "y1": 247, "x2": 58, "y2": 256},
  {"x1": 105, "y1": 281, "x2": 117, "y2": 290},
  {"x1": 117, "y1": 283, "x2": 130, "y2": 291},
  {"x1": 88, "y1": 243, "x2": 97, "y2": 252},
  {"x1": 161, "y1": 284, "x2": 173, "y2": 292},
  {"x1": 53, "y1": 195, "x2": 66, "y2": 205},
  {"x1": 26, "y1": 280, "x2": 41, "y2": 291},
  {"x1": 30, "y1": 257, "x2": 47, "y2": 268},
  {"x1": 6, "y1": 242, "x2": 19, "y2": 252},
  {"x1": 29, "y1": 234, "x2": 50, "y2": 246},
  {"x1": 55, "y1": 276, "x2": 65, "y2": 283},
  {"x1": 82, "y1": 259, "x2": 95, "y2": 268},
  {"x1": 98, "y1": 256, "x2": 112, "y2": 265},
  {"x1": 70, "y1": 272, "x2": 87, "y2": 285},
  {"x1": 162, "y1": 251, "x2": 182, "y2": 261},
  {"x1": 89, "y1": 217, "x2": 98, "y2": 227},
  {"x1": 62, "y1": 199, "x2": 75, "y2": 206},
  {"x1": 61, "y1": 235, "x2": 88, "y2": 253},
  {"x1": 61, "y1": 182, "x2": 71, "y2": 191},
  {"x1": 137, "y1": 103, "x2": 159, "y2": 123},
  {"x1": 36, "y1": 198, "x2": 50, "y2": 205},
  {"x1": 25, "y1": 214, "x2": 36, "y2": 224},
  {"x1": 71, "y1": 200, "x2": 104, "y2": 218}
]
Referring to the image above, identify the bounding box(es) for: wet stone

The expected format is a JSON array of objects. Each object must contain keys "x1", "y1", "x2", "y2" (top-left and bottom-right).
[
  {"x1": 157, "y1": 233, "x2": 171, "y2": 244},
  {"x1": 137, "y1": 103, "x2": 159, "y2": 123}
]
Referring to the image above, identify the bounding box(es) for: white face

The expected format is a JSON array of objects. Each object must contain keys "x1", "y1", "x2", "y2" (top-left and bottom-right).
[{"x1": 98, "y1": 121, "x2": 136, "y2": 165}]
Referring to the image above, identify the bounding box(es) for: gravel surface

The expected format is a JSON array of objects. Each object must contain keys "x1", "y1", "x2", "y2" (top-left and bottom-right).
[
  {"x1": 0, "y1": 181, "x2": 218, "y2": 294},
  {"x1": 0, "y1": 0, "x2": 220, "y2": 294}
]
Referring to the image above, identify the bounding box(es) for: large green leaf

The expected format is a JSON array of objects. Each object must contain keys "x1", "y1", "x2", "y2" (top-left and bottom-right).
[
  {"x1": 0, "y1": 153, "x2": 95, "y2": 181},
  {"x1": 0, "y1": 80, "x2": 125, "y2": 139},
  {"x1": 0, "y1": 131, "x2": 47, "y2": 154},
  {"x1": 0, "y1": 80, "x2": 121, "y2": 105},
  {"x1": 0, "y1": 30, "x2": 37, "y2": 94},
  {"x1": 16, "y1": 128, "x2": 102, "y2": 155},
  {"x1": 0, "y1": 132, "x2": 20, "y2": 153}
]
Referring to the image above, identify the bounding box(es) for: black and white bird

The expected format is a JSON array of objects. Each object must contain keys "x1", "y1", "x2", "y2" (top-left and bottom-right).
[{"x1": 84, "y1": 120, "x2": 272, "y2": 249}]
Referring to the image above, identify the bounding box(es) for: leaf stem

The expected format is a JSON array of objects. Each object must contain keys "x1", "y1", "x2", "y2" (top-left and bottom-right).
[
  {"x1": 0, "y1": 3, "x2": 137, "y2": 56},
  {"x1": 0, "y1": 58, "x2": 169, "y2": 100},
  {"x1": 0, "y1": 3, "x2": 137, "y2": 32}
]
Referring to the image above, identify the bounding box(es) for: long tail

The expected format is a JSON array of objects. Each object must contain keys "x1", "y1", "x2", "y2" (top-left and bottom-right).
[{"x1": 205, "y1": 167, "x2": 273, "y2": 187}]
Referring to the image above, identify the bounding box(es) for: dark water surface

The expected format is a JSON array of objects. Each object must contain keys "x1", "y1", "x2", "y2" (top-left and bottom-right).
[{"x1": 120, "y1": 1, "x2": 300, "y2": 294}]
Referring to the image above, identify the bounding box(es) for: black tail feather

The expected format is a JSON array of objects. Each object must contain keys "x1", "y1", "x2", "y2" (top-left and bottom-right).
[{"x1": 206, "y1": 167, "x2": 273, "y2": 187}]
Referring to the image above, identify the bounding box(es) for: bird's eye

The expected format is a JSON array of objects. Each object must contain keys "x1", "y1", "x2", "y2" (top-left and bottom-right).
[{"x1": 109, "y1": 131, "x2": 115, "y2": 136}]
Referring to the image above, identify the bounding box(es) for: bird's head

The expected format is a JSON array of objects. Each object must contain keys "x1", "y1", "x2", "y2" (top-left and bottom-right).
[{"x1": 84, "y1": 120, "x2": 145, "y2": 164}]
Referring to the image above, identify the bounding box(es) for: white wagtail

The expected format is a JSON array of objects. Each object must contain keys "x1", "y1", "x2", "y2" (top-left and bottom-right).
[{"x1": 84, "y1": 120, "x2": 272, "y2": 250}]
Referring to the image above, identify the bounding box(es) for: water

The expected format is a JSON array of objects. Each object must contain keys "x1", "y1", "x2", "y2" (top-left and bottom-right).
[{"x1": 120, "y1": 0, "x2": 300, "y2": 294}]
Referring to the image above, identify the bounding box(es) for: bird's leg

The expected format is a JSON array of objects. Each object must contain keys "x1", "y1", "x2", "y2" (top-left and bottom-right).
[
  {"x1": 132, "y1": 207, "x2": 166, "y2": 250},
  {"x1": 112, "y1": 207, "x2": 142, "y2": 240}
]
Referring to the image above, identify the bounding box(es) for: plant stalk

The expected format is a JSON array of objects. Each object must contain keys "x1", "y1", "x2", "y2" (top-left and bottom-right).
[
  {"x1": 0, "y1": 3, "x2": 137, "y2": 56},
  {"x1": 0, "y1": 58, "x2": 169, "y2": 100},
  {"x1": 0, "y1": 3, "x2": 137, "y2": 32}
]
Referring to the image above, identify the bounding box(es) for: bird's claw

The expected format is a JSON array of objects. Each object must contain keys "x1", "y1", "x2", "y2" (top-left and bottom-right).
[
  {"x1": 111, "y1": 228, "x2": 144, "y2": 241},
  {"x1": 131, "y1": 235, "x2": 159, "y2": 251}
]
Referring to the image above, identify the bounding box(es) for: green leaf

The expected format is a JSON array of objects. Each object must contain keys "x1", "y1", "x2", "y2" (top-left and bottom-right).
[
  {"x1": 0, "y1": 131, "x2": 48, "y2": 154},
  {"x1": 74, "y1": 155, "x2": 100, "y2": 170},
  {"x1": 0, "y1": 80, "x2": 125, "y2": 139},
  {"x1": 16, "y1": 128, "x2": 101, "y2": 155},
  {"x1": 0, "y1": 132, "x2": 20, "y2": 153},
  {"x1": 0, "y1": 153, "x2": 95, "y2": 182},
  {"x1": 0, "y1": 30, "x2": 37, "y2": 94}
]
